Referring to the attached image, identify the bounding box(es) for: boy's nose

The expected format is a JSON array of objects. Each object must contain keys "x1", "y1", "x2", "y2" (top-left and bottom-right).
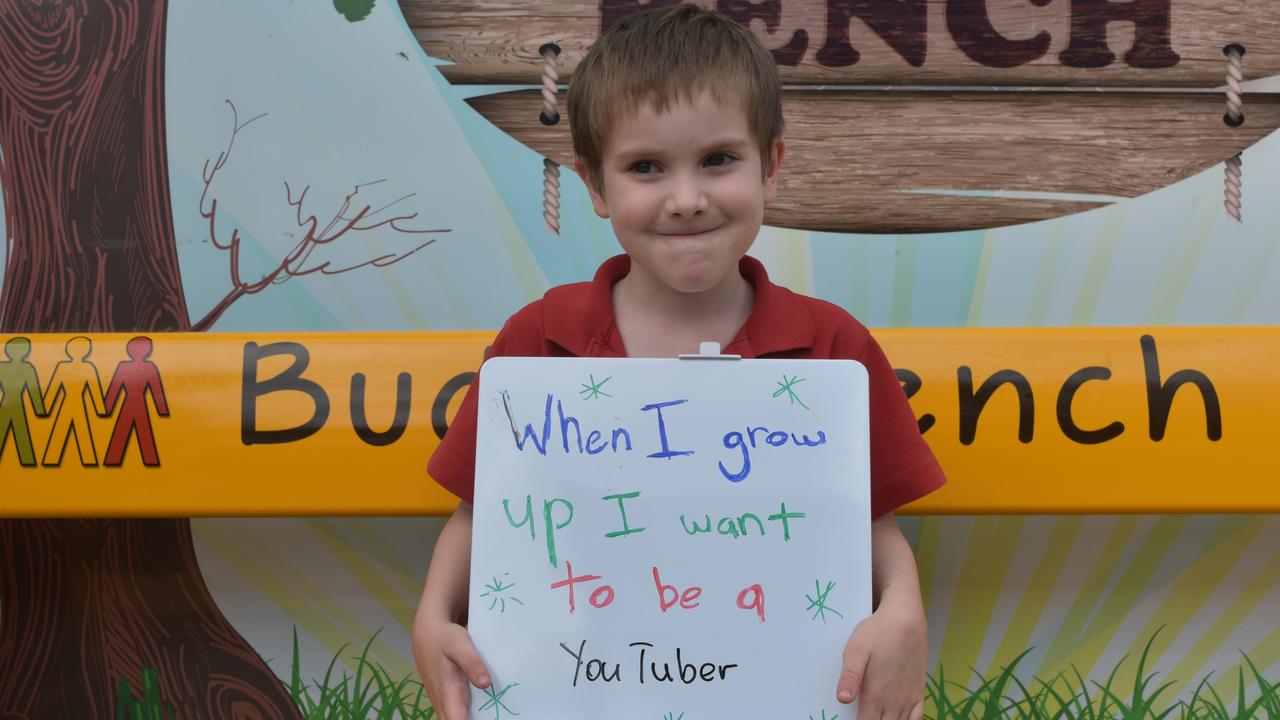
[{"x1": 664, "y1": 174, "x2": 708, "y2": 217}]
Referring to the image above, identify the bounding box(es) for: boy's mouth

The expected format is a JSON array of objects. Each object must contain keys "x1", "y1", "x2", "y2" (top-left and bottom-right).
[{"x1": 658, "y1": 225, "x2": 719, "y2": 238}]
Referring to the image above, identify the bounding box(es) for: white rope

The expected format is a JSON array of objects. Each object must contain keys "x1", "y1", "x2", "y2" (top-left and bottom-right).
[
  {"x1": 540, "y1": 45, "x2": 560, "y2": 125},
  {"x1": 1224, "y1": 45, "x2": 1244, "y2": 223},
  {"x1": 542, "y1": 158, "x2": 561, "y2": 235},
  {"x1": 540, "y1": 43, "x2": 562, "y2": 236},
  {"x1": 1225, "y1": 154, "x2": 1242, "y2": 223}
]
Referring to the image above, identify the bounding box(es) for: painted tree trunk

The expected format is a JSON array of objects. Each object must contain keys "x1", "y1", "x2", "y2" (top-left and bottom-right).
[
  {"x1": 0, "y1": 1, "x2": 301, "y2": 717},
  {"x1": 0, "y1": 0, "x2": 188, "y2": 332},
  {"x1": 0, "y1": 520, "x2": 302, "y2": 719}
]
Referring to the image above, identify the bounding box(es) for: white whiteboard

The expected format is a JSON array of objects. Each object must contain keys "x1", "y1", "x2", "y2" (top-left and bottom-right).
[{"x1": 470, "y1": 356, "x2": 870, "y2": 719}]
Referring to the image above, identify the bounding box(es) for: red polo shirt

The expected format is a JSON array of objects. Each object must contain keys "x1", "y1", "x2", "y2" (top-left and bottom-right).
[{"x1": 428, "y1": 254, "x2": 945, "y2": 518}]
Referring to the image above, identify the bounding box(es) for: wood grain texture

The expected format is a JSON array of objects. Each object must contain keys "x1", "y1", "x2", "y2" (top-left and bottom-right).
[
  {"x1": 0, "y1": 0, "x2": 190, "y2": 332},
  {"x1": 467, "y1": 89, "x2": 1280, "y2": 233},
  {"x1": 0, "y1": 520, "x2": 303, "y2": 720},
  {"x1": 404, "y1": 0, "x2": 1280, "y2": 87}
]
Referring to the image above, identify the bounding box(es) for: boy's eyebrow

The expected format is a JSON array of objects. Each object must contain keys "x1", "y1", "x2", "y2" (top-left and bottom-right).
[{"x1": 612, "y1": 138, "x2": 751, "y2": 160}]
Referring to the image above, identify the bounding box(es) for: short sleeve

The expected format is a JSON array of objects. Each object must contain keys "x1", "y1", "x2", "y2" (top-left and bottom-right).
[
  {"x1": 858, "y1": 335, "x2": 947, "y2": 518},
  {"x1": 427, "y1": 303, "x2": 546, "y2": 504}
]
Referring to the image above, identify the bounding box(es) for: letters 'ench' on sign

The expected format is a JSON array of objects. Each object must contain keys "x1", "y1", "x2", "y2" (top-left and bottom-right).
[{"x1": 602, "y1": 0, "x2": 1179, "y2": 71}]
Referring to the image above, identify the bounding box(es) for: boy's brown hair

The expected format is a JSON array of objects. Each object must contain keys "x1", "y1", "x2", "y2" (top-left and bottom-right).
[{"x1": 567, "y1": 4, "x2": 784, "y2": 189}]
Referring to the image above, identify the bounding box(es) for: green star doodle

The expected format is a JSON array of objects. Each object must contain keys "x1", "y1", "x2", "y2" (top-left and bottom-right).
[
  {"x1": 772, "y1": 374, "x2": 810, "y2": 410},
  {"x1": 479, "y1": 574, "x2": 524, "y2": 613},
  {"x1": 809, "y1": 711, "x2": 838, "y2": 720},
  {"x1": 805, "y1": 580, "x2": 844, "y2": 623},
  {"x1": 662, "y1": 714, "x2": 685, "y2": 720},
  {"x1": 478, "y1": 682, "x2": 519, "y2": 718},
  {"x1": 579, "y1": 374, "x2": 613, "y2": 400}
]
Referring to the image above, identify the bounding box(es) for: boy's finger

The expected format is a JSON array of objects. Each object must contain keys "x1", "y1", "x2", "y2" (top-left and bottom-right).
[
  {"x1": 443, "y1": 672, "x2": 479, "y2": 720},
  {"x1": 908, "y1": 699, "x2": 925, "y2": 720},
  {"x1": 440, "y1": 683, "x2": 468, "y2": 720}
]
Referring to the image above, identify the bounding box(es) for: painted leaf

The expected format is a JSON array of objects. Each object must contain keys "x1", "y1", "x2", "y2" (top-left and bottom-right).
[{"x1": 333, "y1": 0, "x2": 376, "y2": 23}]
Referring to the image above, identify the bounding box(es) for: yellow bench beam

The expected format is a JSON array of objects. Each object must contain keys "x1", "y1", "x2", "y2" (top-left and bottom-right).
[{"x1": 0, "y1": 328, "x2": 1272, "y2": 516}]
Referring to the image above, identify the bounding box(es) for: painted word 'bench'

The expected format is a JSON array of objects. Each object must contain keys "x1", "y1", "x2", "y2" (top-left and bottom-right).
[{"x1": 0, "y1": 327, "x2": 1273, "y2": 516}]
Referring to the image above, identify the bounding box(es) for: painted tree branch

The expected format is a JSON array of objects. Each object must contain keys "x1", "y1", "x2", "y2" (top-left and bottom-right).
[{"x1": 192, "y1": 99, "x2": 449, "y2": 331}]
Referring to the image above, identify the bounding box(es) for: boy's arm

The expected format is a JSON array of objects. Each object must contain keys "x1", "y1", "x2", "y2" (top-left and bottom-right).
[
  {"x1": 835, "y1": 511, "x2": 927, "y2": 720},
  {"x1": 413, "y1": 502, "x2": 492, "y2": 720}
]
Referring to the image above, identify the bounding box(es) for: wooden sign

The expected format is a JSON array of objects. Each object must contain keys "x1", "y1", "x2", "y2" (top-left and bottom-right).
[
  {"x1": 468, "y1": 89, "x2": 1280, "y2": 232},
  {"x1": 404, "y1": 0, "x2": 1280, "y2": 232},
  {"x1": 405, "y1": 0, "x2": 1280, "y2": 87},
  {"x1": 468, "y1": 356, "x2": 870, "y2": 718}
]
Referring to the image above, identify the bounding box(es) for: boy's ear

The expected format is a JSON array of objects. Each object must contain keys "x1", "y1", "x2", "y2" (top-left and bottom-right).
[
  {"x1": 763, "y1": 138, "x2": 785, "y2": 204},
  {"x1": 573, "y1": 158, "x2": 611, "y2": 219}
]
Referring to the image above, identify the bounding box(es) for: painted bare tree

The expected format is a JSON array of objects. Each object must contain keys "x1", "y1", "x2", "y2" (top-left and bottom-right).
[
  {"x1": 0, "y1": 2, "x2": 442, "y2": 717},
  {"x1": 192, "y1": 101, "x2": 443, "y2": 331}
]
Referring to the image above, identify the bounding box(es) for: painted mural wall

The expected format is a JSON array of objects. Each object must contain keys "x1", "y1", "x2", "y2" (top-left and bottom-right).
[{"x1": 1, "y1": 0, "x2": 1278, "y2": 717}]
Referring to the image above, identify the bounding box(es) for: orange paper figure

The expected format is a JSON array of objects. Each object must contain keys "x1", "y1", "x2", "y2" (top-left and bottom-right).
[
  {"x1": 103, "y1": 336, "x2": 169, "y2": 467},
  {"x1": 41, "y1": 336, "x2": 109, "y2": 466}
]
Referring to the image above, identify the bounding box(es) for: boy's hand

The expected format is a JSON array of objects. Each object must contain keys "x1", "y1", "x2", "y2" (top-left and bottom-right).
[
  {"x1": 414, "y1": 619, "x2": 491, "y2": 720},
  {"x1": 836, "y1": 600, "x2": 927, "y2": 720}
]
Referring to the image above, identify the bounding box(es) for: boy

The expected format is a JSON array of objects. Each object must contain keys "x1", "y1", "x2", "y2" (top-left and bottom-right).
[{"x1": 413, "y1": 5, "x2": 946, "y2": 719}]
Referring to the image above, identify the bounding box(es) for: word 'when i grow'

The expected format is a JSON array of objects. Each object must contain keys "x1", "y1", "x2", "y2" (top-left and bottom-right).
[{"x1": 501, "y1": 392, "x2": 828, "y2": 482}]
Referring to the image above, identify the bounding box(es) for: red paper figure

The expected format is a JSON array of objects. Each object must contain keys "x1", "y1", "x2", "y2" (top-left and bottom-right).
[{"x1": 103, "y1": 336, "x2": 169, "y2": 466}]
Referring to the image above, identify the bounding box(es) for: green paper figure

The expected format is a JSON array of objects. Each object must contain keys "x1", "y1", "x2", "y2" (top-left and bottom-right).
[{"x1": 0, "y1": 337, "x2": 48, "y2": 466}]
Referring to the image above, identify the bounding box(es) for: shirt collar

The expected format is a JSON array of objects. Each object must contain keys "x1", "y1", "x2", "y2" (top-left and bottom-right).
[
  {"x1": 544, "y1": 254, "x2": 816, "y2": 358},
  {"x1": 732, "y1": 254, "x2": 816, "y2": 357}
]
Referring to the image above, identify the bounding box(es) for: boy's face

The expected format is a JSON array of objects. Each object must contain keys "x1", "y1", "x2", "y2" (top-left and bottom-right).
[{"x1": 579, "y1": 92, "x2": 784, "y2": 296}]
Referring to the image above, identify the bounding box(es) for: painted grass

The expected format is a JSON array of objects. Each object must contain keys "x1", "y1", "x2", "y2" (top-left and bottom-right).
[
  {"x1": 929, "y1": 634, "x2": 1280, "y2": 720},
  {"x1": 115, "y1": 667, "x2": 175, "y2": 720},
  {"x1": 114, "y1": 629, "x2": 1279, "y2": 719},
  {"x1": 288, "y1": 628, "x2": 436, "y2": 719}
]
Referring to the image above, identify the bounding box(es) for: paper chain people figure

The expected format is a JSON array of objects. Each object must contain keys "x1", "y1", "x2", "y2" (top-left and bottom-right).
[
  {"x1": 0, "y1": 337, "x2": 47, "y2": 465},
  {"x1": 42, "y1": 336, "x2": 107, "y2": 466},
  {"x1": 0, "y1": 336, "x2": 169, "y2": 467}
]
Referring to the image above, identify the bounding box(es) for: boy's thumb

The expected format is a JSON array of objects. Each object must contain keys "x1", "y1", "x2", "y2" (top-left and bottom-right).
[
  {"x1": 837, "y1": 642, "x2": 870, "y2": 703},
  {"x1": 448, "y1": 633, "x2": 492, "y2": 689}
]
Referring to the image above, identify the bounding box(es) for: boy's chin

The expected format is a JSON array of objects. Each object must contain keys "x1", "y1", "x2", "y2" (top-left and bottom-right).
[
  {"x1": 626, "y1": 247, "x2": 749, "y2": 296},
  {"x1": 661, "y1": 268, "x2": 739, "y2": 295}
]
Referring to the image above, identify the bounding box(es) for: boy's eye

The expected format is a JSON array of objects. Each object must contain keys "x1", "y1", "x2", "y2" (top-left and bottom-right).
[
  {"x1": 629, "y1": 160, "x2": 655, "y2": 174},
  {"x1": 705, "y1": 153, "x2": 734, "y2": 167}
]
